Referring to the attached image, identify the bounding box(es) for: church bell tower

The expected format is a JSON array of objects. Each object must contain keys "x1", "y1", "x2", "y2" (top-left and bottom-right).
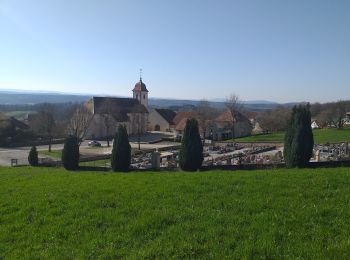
[{"x1": 132, "y1": 71, "x2": 149, "y2": 109}]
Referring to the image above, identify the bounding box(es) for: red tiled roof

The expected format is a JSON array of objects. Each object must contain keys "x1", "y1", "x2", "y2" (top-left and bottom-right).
[
  {"x1": 215, "y1": 110, "x2": 250, "y2": 123},
  {"x1": 173, "y1": 111, "x2": 199, "y2": 126}
]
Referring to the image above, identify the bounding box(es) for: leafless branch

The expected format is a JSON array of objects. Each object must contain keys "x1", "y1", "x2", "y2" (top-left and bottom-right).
[{"x1": 67, "y1": 105, "x2": 94, "y2": 146}]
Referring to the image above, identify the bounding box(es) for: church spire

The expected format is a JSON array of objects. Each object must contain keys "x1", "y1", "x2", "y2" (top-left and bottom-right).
[{"x1": 139, "y1": 68, "x2": 142, "y2": 82}]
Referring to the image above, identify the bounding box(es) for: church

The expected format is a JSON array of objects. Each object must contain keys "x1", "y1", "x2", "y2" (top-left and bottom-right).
[{"x1": 86, "y1": 78, "x2": 149, "y2": 139}]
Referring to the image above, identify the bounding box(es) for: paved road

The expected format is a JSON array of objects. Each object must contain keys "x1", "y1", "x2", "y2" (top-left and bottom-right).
[{"x1": 0, "y1": 140, "x2": 180, "y2": 166}]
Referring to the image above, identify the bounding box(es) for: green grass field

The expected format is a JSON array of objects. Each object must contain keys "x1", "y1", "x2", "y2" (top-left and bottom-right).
[
  {"x1": 39, "y1": 150, "x2": 62, "y2": 159},
  {"x1": 4, "y1": 110, "x2": 37, "y2": 119},
  {"x1": 1, "y1": 167, "x2": 350, "y2": 258},
  {"x1": 39, "y1": 150, "x2": 109, "y2": 167},
  {"x1": 236, "y1": 128, "x2": 350, "y2": 144}
]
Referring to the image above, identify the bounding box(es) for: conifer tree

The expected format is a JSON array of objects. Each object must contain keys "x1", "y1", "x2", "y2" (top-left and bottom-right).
[
  {"x1": 111, "y1": 125, "x2": 131, "y2": 172},
  {"x1": 62, "y1": 135, "x2": 80, "y2": 170},
  {"x1": 28, "y1": 146, "x2": 39, "y2": 166},
  {"x1": 284, "y1": 104, "x2": 314, "y2": 167},
  {"x1": 179, "y1": 118, "x2": 204, "y2": 171}
]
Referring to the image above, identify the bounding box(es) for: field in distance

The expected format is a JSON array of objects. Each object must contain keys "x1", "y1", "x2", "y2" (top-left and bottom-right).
[
  {"x1": 1, "y1": 167, "x2": 350, "y2": 258},
  {"x1": 235, "y1": 127, "x2": 350, "y2": 144}
]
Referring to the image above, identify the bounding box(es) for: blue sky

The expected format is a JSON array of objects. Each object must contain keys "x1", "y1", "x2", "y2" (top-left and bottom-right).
[{"x1": 0, "y1": 0, "x2": 349, "y2": 103}]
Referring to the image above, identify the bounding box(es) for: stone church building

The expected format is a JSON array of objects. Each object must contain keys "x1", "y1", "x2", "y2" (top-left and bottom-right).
[{"x1": 86, "y1": 78, "x2": 149, "y2": 139}]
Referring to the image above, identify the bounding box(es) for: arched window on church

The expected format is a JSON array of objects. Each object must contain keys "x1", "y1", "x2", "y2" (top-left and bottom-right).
[{"x1": 143, "y1": 94, "x2": 146, "y2": 99}]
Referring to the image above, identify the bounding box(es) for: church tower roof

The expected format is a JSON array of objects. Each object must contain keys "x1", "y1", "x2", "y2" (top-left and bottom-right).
[{"x1": 133, "y1": 77, "x2": 149, "y2": 92}]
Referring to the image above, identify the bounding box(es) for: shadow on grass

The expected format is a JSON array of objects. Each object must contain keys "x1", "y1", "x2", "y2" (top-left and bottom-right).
[{"x1": 78, "y1": 166, "x2": 111, "y2": 172}]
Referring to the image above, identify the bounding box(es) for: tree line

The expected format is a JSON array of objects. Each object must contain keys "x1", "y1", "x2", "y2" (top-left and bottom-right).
[{"x1": 257, "y1": 100, "x2": 350, "y2": 132}]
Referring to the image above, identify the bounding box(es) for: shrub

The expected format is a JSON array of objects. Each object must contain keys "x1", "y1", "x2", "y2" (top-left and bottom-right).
[
  {"x1": 62, "y1": 135, "x2": 80, "y2": 170},
  {"x1": 111, "y1": 125, "x2": 131, "y2": 172},
  {"x1": 179, "y1": 118, "x2": 203, "y2": 171},
  {"x1": 284, "y1": 104, "x2": 314, "y2": 168},
  {"x1": 28, "y1": 146, "x2": 39, "y2": 166}
]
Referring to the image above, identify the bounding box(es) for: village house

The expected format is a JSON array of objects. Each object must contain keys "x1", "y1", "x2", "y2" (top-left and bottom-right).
[
  {"x1": 148, "y1": 108, "x2": 176, "y2": 131},
  {"x1": 86, "y1": 78, "x2": 149, "y2": 139},
  {"x1": 345, "y1": 112, "x2": 350, "y2": 125},
  {"x1": 211, "y1": 110, "x2": 253, "y2": 140},
  {"x1": 311, "y1": 120, "x2": 320, "y2": 129},
  {"x1": 173, "y1": 110, "x2": 252, "y2": 140}
]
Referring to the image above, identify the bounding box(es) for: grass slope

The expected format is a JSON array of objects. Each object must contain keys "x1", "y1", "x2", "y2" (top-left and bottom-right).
[
  {"x1": 1, "y1": 167, "x2": 350, "y2": 258},
  {"x1": 39, "y1": 150, "x2": 62, "y2": 159},
  {"x1": 236, "y1": 128, "x2": 350, "y2": 144},
  {"x1": 39, "y1": 150, "x2": 109, "y2": 167}
]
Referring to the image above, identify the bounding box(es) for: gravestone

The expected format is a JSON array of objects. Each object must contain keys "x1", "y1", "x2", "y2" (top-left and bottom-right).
[
  {"x1": 315, "y1": 150, "x2": 320, "y2": 162},
  {"x1": 151, "y1": 150, "x2": 160, "y2": 170}
]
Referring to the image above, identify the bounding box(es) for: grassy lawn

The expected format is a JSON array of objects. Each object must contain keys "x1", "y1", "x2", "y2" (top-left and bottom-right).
[
  {"x1": 4, "y1": 110, "x2": 37, "y2": 119},
  {"x1": 39, "y1": 151, "x2": 109, "y2": 167},
  {"x1": 1, "y1": 167, "x2": 350, "y2": 258},
  {"x1": 236, "y1": 128, "x2": 350, "y2": 144},
  {"x1": 235, "y1": 132, "x2": 285, "y2": 143},
  {"x1": 39, "y1": 150, "x2": 62, "y2": 159},
  {"x1": 80, "y1": 159, "x2": 110, "y2": 167}
]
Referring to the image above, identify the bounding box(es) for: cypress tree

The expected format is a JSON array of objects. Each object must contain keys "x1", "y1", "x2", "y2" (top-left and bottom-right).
[
  {"x1": 179, "y1": 118, "x2": 204, "y2": 171},
  {"x1": 28, "y1": 146, "x2": 39, "y2": 166},
  {"x1": 111, "y1": 125, "x2": 131, "y2": 172},
  {"x1": 62, "y1": 135, "x2": 80, "y2": 170},
  {"x1": 284, "y1": 104, "x2": 314, "y2": 168}
]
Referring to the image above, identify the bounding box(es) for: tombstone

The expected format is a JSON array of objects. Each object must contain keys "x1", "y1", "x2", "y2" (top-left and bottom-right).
[
  {"x1": 151, "y1": 150, "x2": 161, "y2": 170},
  {"x1": 11, "y1": 159, "x2": 18, "y2": 167},
  {"x1": 315, "y1": 150, "x2": 320, "y2": 162},
  {"x1": 346, "y1": 142, "x2": 350, "y2": 156},
  {"x1": 277, "y1": 151, "x2": 282, "y2": 159}
]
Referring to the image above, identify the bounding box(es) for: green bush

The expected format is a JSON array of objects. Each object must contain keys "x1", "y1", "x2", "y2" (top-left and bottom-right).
[
  {"x1": 284, "y1": 104, "x2": 314, "y2": 168},
  {"x1": 62, "y1": 135, "x2": 80, "y2": 170},
  {"x1": 179, "y1": 118, "x2": 203, "y2": 171},
  {"x1": 28, "y1": 146, "x2": 38, "y2": 166},
  {"x1": 111, "y1": 125, "x2": 131, "y2": 172}
]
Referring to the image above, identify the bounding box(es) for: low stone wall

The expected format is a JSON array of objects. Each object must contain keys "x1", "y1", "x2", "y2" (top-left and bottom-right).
[
  {"x1": 200, "y1": 163, "x2": 285, "y2": 171},
  {"x1": 37, "y1": 154, "x2": 350, "y2": 171},
  {"x1": 5, "y1": 139, "x2": 65, "y2": 148},
  {"x1": 308, "y1": 160, "x2": 350, "y2": 168}
]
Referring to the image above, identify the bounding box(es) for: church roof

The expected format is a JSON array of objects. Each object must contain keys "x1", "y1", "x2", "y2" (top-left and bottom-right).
[
  {"x1": 132, "y1": 79, "x2": 149, "y2": 92},
  {"x1": 92, "y1": 96, "x2": 148, "y2": 122},
  {"x1": 154, "y1": 109, "x2": 176, "y2": 125}
]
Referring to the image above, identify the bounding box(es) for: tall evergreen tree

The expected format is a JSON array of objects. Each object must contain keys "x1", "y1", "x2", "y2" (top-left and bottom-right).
[
  {"x1": 62, "y1": 135, "x2": 80, "y2": 170},
  {"x1": 179, "y1": 118, "x2": 204, "y2": 171},
  {"x1": 28, "y1": 146, "x2": 38, "y2": 166},
  {"x1": 284, "y1": 104, "x2": 314, "y2": 168},
  {"x1": 111, "y1": 125, "x2": 131, "y2": 172}
]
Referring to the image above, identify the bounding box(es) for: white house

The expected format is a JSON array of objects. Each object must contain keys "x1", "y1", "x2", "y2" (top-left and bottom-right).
[
  {"x1": 148, "y1": 108, "x2": 176, "y2": 131},
  {"x1": 311, "y1": 120, "x2": 320, "y2": 129}
]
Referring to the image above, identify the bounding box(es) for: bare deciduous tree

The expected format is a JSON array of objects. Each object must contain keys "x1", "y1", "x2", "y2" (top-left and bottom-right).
[
  {"x1": 100, "y1": 100, "x2": 115, "y2": 147},
  {"x1": 333, "y1": 100, "x2": 347, "y2": 129},
  {"x1": 315, "y1": 100, "x2": 348, "y2": 129},
  {"x1": 197, "y1": 99, "x2": 215, "y2": 143},
  {"x1": 225, "y1": 94, "x2": 243, "y2": 140},
  {"x1": 258, "y1": 107, "x2": 292, "y2": 132},
  {"x1": 32, "y1": 104, "x2": 56, "y2": 152},
  {"x1": 67, "y1": 105, "x2": 94, "y2": 146}
]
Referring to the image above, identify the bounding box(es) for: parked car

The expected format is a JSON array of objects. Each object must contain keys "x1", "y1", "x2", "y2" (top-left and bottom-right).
[{"x1": 88, "y1": 140, "x2": 101, "y2": 147}]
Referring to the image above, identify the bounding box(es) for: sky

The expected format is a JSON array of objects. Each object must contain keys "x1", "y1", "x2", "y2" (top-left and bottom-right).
[{"x1": 0, "y1": 0, "x2": 350, "y2": 103}]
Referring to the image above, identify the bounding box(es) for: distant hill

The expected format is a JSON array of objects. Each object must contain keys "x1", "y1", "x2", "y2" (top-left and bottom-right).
[
  {"x1": 0, "y1": 91, "x2": 91, "y2": 104},
  {"x1": 0, "y1": 90, "x2": 283, "y2": 111}
]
